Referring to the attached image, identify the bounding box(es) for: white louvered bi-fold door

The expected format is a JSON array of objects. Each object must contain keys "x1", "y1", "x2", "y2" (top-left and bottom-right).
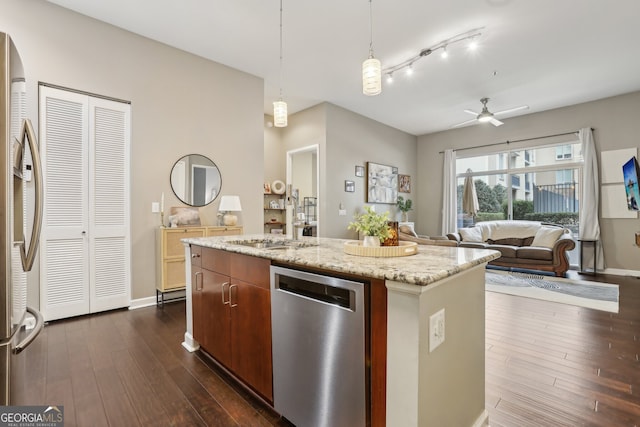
[{"x1": 39, "y1": 86, "x2": 130, "y2": 321}]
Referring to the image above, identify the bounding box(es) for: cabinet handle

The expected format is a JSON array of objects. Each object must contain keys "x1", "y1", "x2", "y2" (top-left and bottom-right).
[
  {"x1": 194, "y1": 271, "x2": 203, "y2": 291},
  {"x1": 229, "y1": 284, "x2": 238, "y2": 308},
  {"x1": 191, "y1": 253, "x2": 200, "y2": 258},
  {"x1": 221, "y1": 282, "x2": 230, "y2": 305}
]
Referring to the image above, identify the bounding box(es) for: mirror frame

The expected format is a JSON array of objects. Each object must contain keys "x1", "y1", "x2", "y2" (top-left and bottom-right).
[{"x1": 170, "y1": 154, "x2": 222, "y2": 207}]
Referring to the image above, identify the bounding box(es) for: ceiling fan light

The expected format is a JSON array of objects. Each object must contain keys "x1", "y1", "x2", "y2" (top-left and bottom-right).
[
  {"x1": 477, "y1": 113, "x2": 492, "y2": 123},
  {"x1": 273, "y1": 100, "x2": 288, "y2": 127},
  {"x1": 362, "y1": 56, "x2": 382, "y2": 96}
]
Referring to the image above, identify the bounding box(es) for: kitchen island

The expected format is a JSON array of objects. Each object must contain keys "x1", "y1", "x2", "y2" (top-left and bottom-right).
[{"x1": 181, "y1": 235, "x2": 500, "y2": 427}]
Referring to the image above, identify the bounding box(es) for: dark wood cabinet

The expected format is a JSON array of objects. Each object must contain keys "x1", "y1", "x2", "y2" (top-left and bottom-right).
[{"x1": 191, "y1": 246, "x2": 273, "y2": 402}]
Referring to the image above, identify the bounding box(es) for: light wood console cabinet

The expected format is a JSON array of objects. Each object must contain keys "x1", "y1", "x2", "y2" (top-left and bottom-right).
[{"x1": 156, "y1": 226, "x2": 242, "y2": 304}]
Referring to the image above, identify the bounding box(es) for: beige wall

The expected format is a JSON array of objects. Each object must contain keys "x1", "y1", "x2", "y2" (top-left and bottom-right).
[
  {"x1": 273, "y1": 103, "x2": 418, "y2": 238},
  {"x1": 417, "y1": 91, "x2": 640, "y2": 272},
  {"x1": 325, "y1": 103, "x2": 417, "y2": 239},
  {"x1": 3, "y1": 0, "x2": 264, "y2": 301}
]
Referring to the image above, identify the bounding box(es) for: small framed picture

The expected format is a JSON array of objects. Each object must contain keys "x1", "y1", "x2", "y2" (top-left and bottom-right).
[
  {"x1": 345, "y1": 180, "x2": 355, "y2": 192},
  {"x1": 399, "y1": 174, "x2": 411, "y2": 193},
  {"x1": 355, "y1": 165, "x2": 365, "y2": 177},
  {"x1": 264, "y1": 182, "x2": 271, "y2": 194}
]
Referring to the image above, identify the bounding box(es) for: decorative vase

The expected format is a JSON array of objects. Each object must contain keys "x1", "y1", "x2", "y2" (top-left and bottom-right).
[
  {"x1": 363, "y1": 235, "x2": 380, "y2": 247},
  {"x1": 383, "y1": 221, "x2": 399, "y2": 246},
  {"x1": 401, "y1": 212, "x2": 408, "y2": 222}
]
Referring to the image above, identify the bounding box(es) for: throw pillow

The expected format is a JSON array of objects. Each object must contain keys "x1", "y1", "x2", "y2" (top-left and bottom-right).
[
  {"x1": 531, "y1": 227, "x2": 564, "y2": 248},
  {"x1": 486, "y1": 237, "x2": 525, "y2": 246},
  {"x1": 399, "y1": 225, "x2": 418, "y2": 237},
  {"x1": 459, "y1": 227, "x2": 484, "y2": 242}
]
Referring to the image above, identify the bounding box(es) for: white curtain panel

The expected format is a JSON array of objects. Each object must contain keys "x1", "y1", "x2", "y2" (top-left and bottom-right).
[
  {"x1": 441, "y1": 149, "x2": 457, "y2": 235},
  {"x1": 579, "y1": 127, "x2": 606, "y2": 270}
]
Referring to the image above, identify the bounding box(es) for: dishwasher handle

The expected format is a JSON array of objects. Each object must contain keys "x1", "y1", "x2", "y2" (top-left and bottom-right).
[{"x1": 275, "y1": 273, "x2": 355, "y2": 310}]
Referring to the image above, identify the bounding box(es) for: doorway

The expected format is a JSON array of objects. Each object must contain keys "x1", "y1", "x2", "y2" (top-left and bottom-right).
[{"x1": 287, "y1": 145, "x2": 319, "y2": 236}]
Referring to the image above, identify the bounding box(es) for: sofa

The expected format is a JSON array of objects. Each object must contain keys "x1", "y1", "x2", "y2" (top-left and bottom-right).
[
  {"x1": 446, "y1": 220, "x2": 576, "y2": 277},
  {"x1": 398, "y1": 225, "x2": 458, "y2": 247}
]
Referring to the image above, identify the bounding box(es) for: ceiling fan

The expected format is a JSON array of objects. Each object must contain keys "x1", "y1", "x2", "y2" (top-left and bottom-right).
[{"x1": 452, "y1": 97, "x2": 529, "y2": 128}]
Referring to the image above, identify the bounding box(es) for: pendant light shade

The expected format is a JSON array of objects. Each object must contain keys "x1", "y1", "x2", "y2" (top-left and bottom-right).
[
  {"x1": 362, "y1": 0, "x2": 381, "y2": 96},
  {"x1": 362, "y1": 56, "x2": 382, "y2": 96},
  {"x1": 273, "y1": 100, "x2": 288, "y2": 127}
]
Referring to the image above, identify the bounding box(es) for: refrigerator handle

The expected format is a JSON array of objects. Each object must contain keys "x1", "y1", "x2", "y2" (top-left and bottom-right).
[
  {"x1": 18, "y1": 119, "x2": 43, "y2": 272},
  {"x1": 13, "y1": 306, "x2": 44, "y2": 354}
]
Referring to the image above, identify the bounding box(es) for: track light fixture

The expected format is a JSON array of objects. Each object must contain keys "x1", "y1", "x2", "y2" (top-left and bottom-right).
[{"x1": 382, "y1": 27, "x2": 484, "y2": 78}]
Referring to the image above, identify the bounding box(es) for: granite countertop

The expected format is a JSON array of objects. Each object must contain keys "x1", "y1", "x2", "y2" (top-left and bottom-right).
[{"x1": 182, "y1": 234, "x2": 501, "y2": 286}]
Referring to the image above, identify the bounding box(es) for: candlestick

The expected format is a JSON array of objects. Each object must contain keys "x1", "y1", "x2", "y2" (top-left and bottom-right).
[{"x1": 160, "y1": 192, "x2": 164, "y2": 214}]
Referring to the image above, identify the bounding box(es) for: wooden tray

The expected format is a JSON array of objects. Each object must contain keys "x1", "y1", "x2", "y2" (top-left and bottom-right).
[{"x1": 343, "y1": 241, "x2": 418, "y2": 257}]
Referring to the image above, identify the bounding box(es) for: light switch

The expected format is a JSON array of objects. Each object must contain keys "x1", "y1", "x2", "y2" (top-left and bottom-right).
[
  {"x1": 339, "y1": 209, "x2": 347, "y2": 216},
  {"x1": 151, "y1": 202, "x2": 160, "y2": 213}
]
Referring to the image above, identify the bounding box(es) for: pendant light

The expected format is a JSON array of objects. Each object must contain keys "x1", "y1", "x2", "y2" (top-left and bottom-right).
[
  {"x1": 273, "y1": 0, "x2": 288, "y2": 127},
  {"x1": 362, "y1": 0, "x2": 381, "y2": 96}
]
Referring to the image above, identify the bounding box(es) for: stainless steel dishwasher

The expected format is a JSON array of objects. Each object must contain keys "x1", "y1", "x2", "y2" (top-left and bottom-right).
[{"x1": 270, "y1": 265, "x2": 366, "y2": 427}]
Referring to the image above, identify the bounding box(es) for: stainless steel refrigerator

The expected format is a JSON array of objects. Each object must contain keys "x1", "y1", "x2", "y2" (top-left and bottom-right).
[{"x1": 1, "y1": 32, "x2": 44, "y2": 405}]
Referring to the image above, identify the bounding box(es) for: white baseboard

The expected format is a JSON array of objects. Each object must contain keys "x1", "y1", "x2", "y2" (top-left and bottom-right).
[
  {"x1": 129, "y1": 290, "x2": 188, "y2": 310},
  {"x1": 601, "y1": 267, "x2": 640, "y2": 278},
  {"x1": 182, "y1": 332, "x2": 200, "y2": 352},
  {"x1": 128, "y1": 296, "x2": 156, "y2": 310},
  {"x1": 471, "y1": 409, "x2": 489, "y2": 427}
]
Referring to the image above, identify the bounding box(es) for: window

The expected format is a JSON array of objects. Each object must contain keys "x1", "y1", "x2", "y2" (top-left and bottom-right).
[
  {"x1": 456, "y1": 141, "x2": 583, "y2": 267},
  {"x1": 556, "y1": 145, "x2": 572, "y2": 160},
  {"x1": 556, "y1": 169, "x2": 574, "y2": 184}
]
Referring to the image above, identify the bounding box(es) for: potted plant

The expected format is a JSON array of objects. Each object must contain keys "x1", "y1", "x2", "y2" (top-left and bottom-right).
[
  {"x1": 397, "y1": 196, "x2": 413, "y2": 222},
  {"x1": 348, "y1": 206, "x2": 391, "y2": 247}
]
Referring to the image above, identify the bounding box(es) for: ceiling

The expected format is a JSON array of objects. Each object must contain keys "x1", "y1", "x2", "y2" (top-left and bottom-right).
[{"x1": 47, "y1": 0, "x2": 640, "y2": 136}]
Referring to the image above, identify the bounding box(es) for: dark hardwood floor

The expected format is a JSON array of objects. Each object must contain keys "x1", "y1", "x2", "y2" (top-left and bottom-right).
[{"x1": 11, "y1": 271, "x2": 640, "y2": 426}]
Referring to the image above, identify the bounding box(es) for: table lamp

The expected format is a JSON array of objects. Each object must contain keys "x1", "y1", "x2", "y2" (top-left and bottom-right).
[{"x1": 219, "y1": 195, "x2": 242, "y2": 226}]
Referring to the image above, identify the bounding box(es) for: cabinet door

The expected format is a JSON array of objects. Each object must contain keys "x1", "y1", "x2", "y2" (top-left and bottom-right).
[
  {"x1": 202, "y1": 269, "x2": 232, "y2": 368},
  {"x1": 230, "y1": 278, "x2": 273, "y2": 402}
]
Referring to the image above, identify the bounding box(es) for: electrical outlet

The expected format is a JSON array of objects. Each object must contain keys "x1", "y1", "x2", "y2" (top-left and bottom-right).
[
  {"x1": 429, "y1": 308, "x2": 445, "y2": 352},
  {"x1": 151, "y1": 202, "x2": 160, "y2": 213}
]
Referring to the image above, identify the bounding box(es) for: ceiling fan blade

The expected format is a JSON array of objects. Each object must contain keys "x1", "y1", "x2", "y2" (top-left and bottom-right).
[
  {"x1": 489, "y1": 118, "x2": 504, "y2": 127},
  {"x1": 463, "y1": 109, "x2": 479, "y2": 116},
  {"x1": 451, "y1": 118, "x2": 478, "y2": 128},
  {"x1": 494, "y1": 105, "x2": 529, "y2": 116}
]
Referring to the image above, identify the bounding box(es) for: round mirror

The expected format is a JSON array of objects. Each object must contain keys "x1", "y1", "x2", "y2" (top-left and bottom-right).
[{"x1": 170, "y1": 154, "x2": 222, "y2": 207}]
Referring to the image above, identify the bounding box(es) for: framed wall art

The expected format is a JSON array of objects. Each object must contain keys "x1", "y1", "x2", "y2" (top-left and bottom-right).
[
  {"x1": 399, "y1": 174, "x2": 411, "y2": 193},
  {"x1": 355, "y1": 165, "x2": 365, "y2": 177},
  {"x1": 367, "y1": 162, "x2": 398, "y2": 204},
  {"x1": 345, "y1": 180, "x2": 355, "y2": 192}
]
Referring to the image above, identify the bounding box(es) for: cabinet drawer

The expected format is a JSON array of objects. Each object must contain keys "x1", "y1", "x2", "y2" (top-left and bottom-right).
[
  {"x1": 164, "y1": 228, "x2": 205, "y2": 258},
  {"x1": 230, "y1": 253, "x2": 270, "y2": 289},
  {"x1": 206, "y1": 226, "x2": 243, "y2": 237},
  {"x1": 202, "y1": 247, "x2": 231, "y2": 276}
]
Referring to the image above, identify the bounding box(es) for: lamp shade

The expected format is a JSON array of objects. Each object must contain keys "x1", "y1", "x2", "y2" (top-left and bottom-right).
[
  {"x1": 362, "y1": 56, "x2": 382, "y2": 96},
  {"x1": 273, "y1": 100, "x2": 288, "y2": 127},
  {"x1": 219, "y1": 195, "x2": 242, "y2": 212}
]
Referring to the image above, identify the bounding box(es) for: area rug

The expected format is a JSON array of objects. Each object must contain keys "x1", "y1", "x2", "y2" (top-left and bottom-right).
[{"x1": 485, "y1": 270, "x2": 619, "y2": 313}]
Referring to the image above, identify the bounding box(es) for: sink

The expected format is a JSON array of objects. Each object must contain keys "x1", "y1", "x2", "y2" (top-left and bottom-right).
[{"x1": 228, "y1": 239, "x2": 317, "y2": 250}]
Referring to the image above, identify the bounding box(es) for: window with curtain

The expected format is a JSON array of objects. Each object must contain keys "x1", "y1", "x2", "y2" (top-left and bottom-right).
[{"x1": 456, "y1": 141, "x2": 583, "y2": 266}]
